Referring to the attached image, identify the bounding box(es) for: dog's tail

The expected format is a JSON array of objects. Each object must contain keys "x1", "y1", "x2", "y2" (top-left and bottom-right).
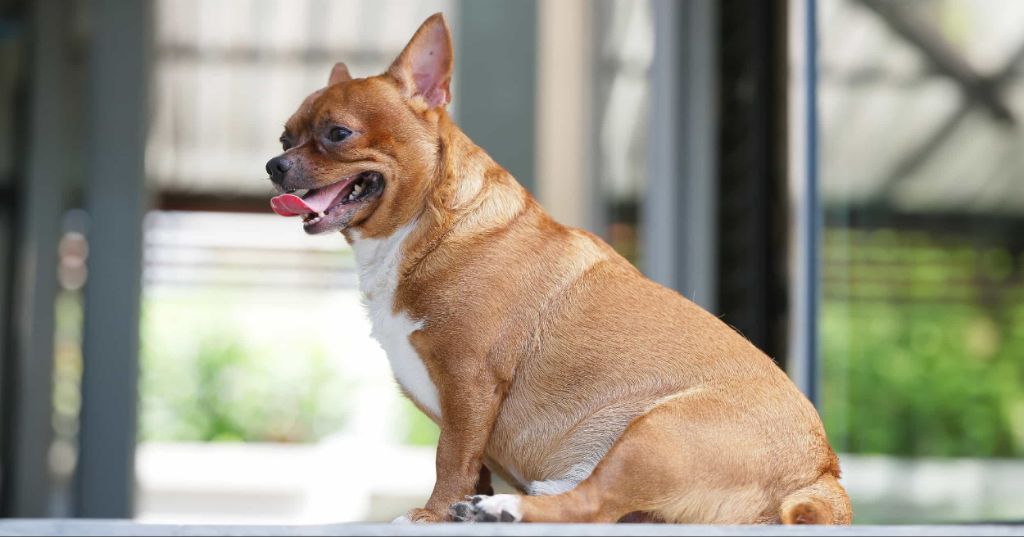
[{"x1": 779, "y1": 473, "x2": 852, "y2": 525}]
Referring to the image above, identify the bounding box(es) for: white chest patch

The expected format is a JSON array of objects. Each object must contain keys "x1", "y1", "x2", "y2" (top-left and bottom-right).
[{"x1": 350, "y1": 222, "x2": 441, "y2": 418}]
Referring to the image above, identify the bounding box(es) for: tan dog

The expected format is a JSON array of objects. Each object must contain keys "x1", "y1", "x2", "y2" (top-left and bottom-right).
[{"x1": 264, "y1": 13, "x2": 851, "y2": 525}]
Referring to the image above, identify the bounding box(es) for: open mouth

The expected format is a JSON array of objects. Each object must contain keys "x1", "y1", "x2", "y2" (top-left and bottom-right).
[{"x1": 270, "y1": 171, "x2": 384, "y2": 233}]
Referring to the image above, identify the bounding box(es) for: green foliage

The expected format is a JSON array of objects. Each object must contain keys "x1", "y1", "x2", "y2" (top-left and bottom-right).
[
  {"x1": 822, "y1": 229, "x2": 1024, "y2": 457},
  {"x1": 139, "y1": 293, "x2": 351, "y2": 443}
]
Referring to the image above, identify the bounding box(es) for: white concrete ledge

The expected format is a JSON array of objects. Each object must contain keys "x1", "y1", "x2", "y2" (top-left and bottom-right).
[{"x1": 0, "y1": 521, "x2": 1021, "y2": 537}]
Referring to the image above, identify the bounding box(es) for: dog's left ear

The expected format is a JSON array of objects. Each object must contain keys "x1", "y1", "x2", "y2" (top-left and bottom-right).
[
  {"x1": 328, "y1": 62, "x2": 352, "y2": 86},
  {"x1": 388, "y1": 13, "x2": 453, "y2": 108}
]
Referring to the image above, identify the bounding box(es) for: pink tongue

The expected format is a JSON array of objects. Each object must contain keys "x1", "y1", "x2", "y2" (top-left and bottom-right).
[
  {"x1": 270, "y1": 194, "x2": 313, "y2": 216},
  {"x1": 270, "y1": 178, "x2": 351, "y2": 217}
]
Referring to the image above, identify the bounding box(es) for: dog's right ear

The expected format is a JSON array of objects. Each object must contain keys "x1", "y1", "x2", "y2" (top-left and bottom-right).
[
  {"x1": 328, "y1": 62, "x2": 352, "y2": 86},
  {"x1": 387, "y1": 13, "x2": 453, "y2": 108}
]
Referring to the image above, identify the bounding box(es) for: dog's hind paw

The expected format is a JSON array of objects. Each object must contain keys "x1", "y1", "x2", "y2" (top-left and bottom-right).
[{"x1": 449, "y1": 494, "x2": 522, "y2": 523}]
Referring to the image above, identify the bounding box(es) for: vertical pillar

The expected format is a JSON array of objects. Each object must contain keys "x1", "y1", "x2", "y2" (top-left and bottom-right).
[
  {"x1": 455, "y1": 0, "x2": 537, "y2": 192},
  {"x1": 787, "y1": 0, "x2": 821, "y2": 405},
  {"x1": 535, "y1": 0, "x2": 592, "y2": 228},
  {"x1": 75, "y1": 0, "x2": 152, "y2": 518},
  {"x1": 4, "y1": 0, "x2": 69, "y2": 516},
  {"x1": 644, "y1": 0, "x2": 718, "y2": 311}
]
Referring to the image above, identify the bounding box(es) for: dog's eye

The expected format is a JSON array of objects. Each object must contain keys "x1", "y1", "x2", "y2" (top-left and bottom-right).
[
  {"x1": 279, "y1": 135, "x2": 292, "y2": 151},
  {"x1": 327, "y1": 126, "x2": 352, "y2": 143}
]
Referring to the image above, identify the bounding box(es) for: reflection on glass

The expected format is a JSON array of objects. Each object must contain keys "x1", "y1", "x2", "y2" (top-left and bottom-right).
[
  {"x1": 593, "y1": 0, "x2": 653, "y2": 264},
  {"x1": 820, "y1": 0, "x2": 1024, "y2": 523}
]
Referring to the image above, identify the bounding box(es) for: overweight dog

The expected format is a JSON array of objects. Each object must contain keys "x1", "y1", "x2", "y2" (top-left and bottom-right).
[{"x1": 265, "y1": 13, "x2": 851, "y2": 525}]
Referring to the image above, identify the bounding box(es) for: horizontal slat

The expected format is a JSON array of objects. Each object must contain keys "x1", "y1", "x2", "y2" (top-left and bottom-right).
[{"x1": 143, "y1": 211, "x2": 357, "y2": 289}]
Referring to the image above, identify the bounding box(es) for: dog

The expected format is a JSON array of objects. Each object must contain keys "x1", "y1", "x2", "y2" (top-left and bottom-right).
[{"x1": 264, "y1": 13, "x2": 851, "y2": 525}]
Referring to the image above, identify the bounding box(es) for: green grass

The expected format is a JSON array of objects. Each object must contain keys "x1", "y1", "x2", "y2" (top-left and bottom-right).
[
  {"x1": 138, "y1": 292, "x2": 351, "y2": 443},
  {"x1": 822, "y1": 229, "x2": 1024, "y2": 457}
]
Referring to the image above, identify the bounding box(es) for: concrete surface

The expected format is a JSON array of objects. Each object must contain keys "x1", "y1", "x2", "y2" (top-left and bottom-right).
[
  {"x1": 0, "y1": 521, "x2": 1022, "y2": 536},
  {"x1": 133, "y1": 443, "x2": 1024, "y2": 525}
]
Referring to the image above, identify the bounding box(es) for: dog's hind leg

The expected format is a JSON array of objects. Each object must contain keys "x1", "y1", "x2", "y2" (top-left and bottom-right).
[
  {"x1": 451, "y1": 390, "x2": 842, "y2": 524},
  {"x1": 474, "y1": 465, "x2": 494, "y2": 496},
  {"x1": 451, "y1": 396, "x2": 698, "y2": 523},
  {"x1": 451, "y1": 401, "x2": 681, "y2": 523}
]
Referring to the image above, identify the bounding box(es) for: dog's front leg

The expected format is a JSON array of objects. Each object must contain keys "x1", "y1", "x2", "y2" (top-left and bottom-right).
[{"x1": 405, "y1": 372, "x2": 503, "y2": 523}]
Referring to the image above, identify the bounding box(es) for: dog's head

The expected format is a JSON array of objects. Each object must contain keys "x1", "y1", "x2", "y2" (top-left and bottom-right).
[{"x1": 266, "y1": 13, "x2": 453, "y2": 238}]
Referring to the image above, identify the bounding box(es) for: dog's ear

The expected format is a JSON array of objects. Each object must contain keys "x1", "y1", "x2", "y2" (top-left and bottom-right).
[
  {"x1": 387, "y1": 13, "x2": 453, "y2": 108},
  {"x1": 328, "y1": 62, "x2": 352, "y2": 86}
]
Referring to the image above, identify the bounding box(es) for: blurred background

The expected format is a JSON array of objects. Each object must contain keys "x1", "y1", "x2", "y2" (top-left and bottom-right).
[{"x1": 0, "y1": 0, "x2": 1021, "y2": 526}]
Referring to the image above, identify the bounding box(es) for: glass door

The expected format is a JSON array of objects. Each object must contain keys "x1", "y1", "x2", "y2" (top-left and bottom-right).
[{"x1": 818, "y1": 0, "x2": 1024, "y2": 523}]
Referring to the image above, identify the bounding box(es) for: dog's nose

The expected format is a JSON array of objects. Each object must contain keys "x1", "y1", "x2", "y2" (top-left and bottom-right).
[{"x1": 265, "y1": 156, "x2": 293, "y2": 184}]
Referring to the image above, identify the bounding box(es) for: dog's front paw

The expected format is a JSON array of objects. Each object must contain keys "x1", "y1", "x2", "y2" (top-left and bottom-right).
[
  {"x1": 449, "y1": 500, "x2": 476, "y2": 522},
  {"x1": 449, "y1": 494, "x2": 522, "y2": 523},
  {"x1": 395, "y1": 508, "x2": 444, "y2": 523}
]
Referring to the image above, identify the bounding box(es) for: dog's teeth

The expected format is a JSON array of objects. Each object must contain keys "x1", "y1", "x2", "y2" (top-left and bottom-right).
[{"x1": 352, "y1": 183, "x2": 363, "y2": 194}]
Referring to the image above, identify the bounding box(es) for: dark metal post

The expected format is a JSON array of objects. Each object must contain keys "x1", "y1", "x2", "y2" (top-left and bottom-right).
[
  {"x1": 75, "y1": 0, "x2": 153, "y2": 518},
  {"x1": 715, "y1": 0, "x2": 790, "y2": 363},
  {"x1": 3, "y1": 0, "x2": 72, "y2": 516}
]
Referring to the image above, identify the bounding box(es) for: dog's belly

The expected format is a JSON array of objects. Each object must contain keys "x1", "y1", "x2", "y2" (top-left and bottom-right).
[{"x1": 351, "y1": 223, "x2": 441, "y2": 418}]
